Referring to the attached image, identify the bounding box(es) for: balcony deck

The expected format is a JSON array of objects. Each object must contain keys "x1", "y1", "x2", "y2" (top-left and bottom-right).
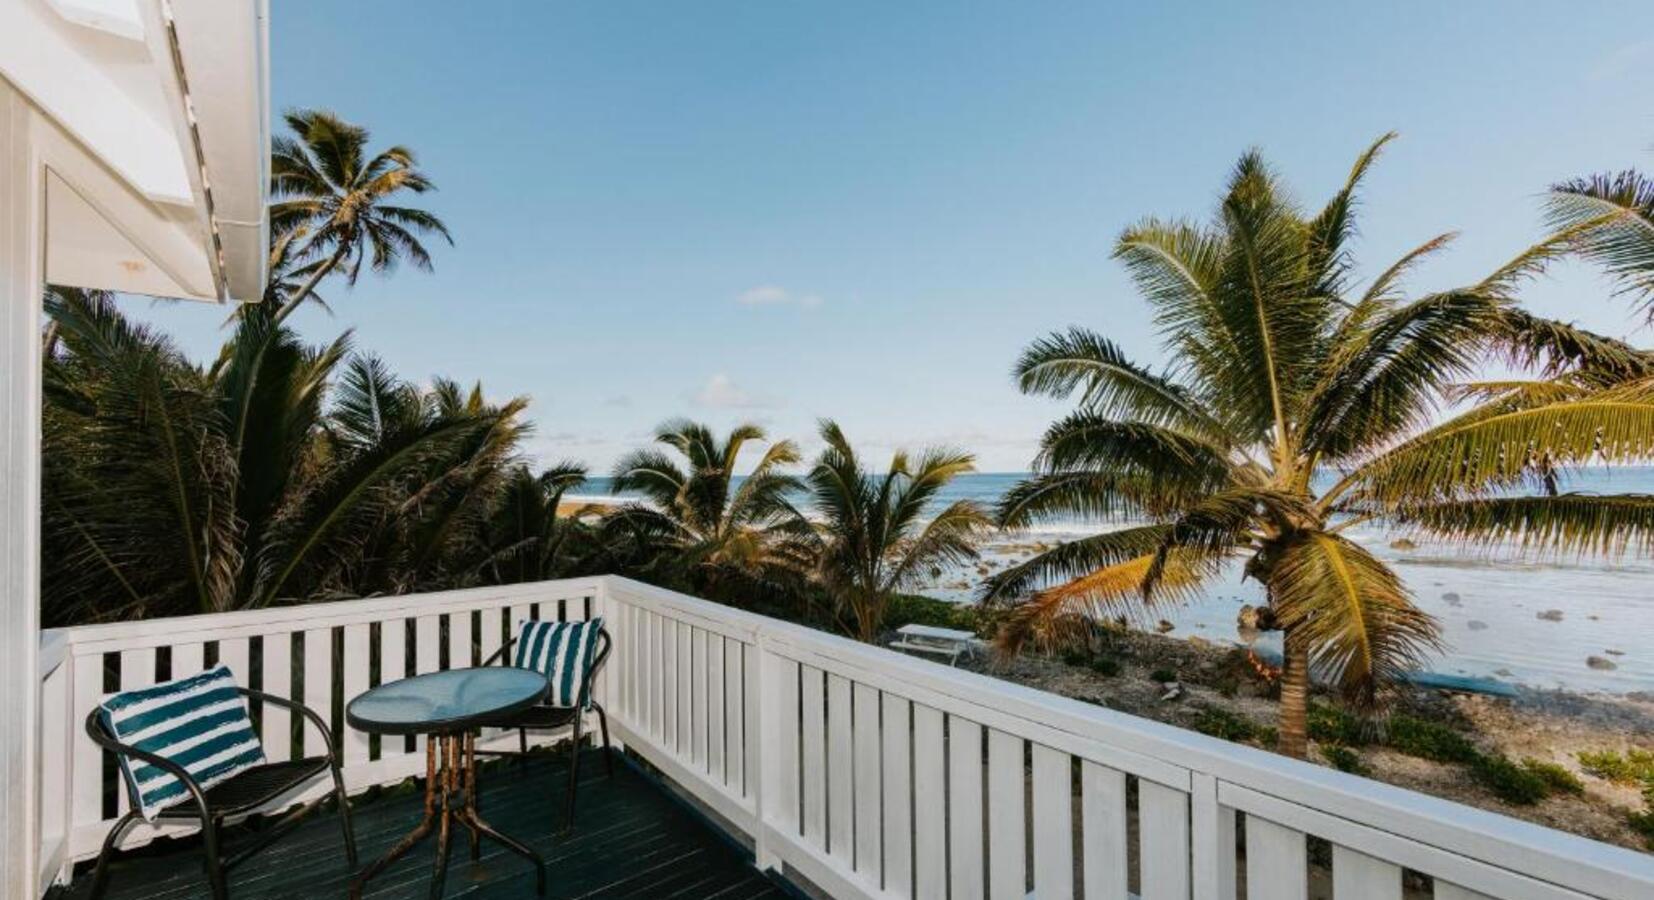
[{"x1": 58, "y1": 749, "x2": 788, "y2": 900}]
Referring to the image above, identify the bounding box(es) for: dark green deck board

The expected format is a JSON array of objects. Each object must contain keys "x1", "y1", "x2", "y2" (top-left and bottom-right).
[{"x1": 63, "y1": 750, "x2": 790, "y2": 900}]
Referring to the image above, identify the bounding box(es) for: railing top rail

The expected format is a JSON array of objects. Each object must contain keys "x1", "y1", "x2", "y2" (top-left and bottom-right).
[
  {"x1": 601, "y1": 574, "x2": 1654, "y2": 899},
  {"x1": 45, "y1": 577, "x2": 607, "y2": 656}
]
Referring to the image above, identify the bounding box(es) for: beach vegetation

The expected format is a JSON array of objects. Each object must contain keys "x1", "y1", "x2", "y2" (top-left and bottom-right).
[
  {"x1": 1320, "y1": 744, "x2": 1367, "y2": 775},
  {"x1": 805, "y1": 421, "x2": 992, "y2": 641},
  {"x1": 1521, "y1": 759, "x2": 1585, "y2": 796}
]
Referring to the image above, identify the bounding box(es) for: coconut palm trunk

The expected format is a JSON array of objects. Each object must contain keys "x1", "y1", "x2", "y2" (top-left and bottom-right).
[{"x1": 1277, "y1": 624, "x2": 1312, "y2": 758}]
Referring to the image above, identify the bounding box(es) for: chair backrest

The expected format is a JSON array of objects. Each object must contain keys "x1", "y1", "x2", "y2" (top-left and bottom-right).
[
  {"x1": 95, "y1": 665, "x2": 265, "y2": 821},
  {"x1": 511, "y1": 618, "x2": 608, "y2": 708}
]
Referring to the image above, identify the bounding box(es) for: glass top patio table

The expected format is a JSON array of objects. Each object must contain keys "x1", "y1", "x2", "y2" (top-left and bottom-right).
[{"x1": 346, "y1": 667, "x2": 548, "y2": 736}]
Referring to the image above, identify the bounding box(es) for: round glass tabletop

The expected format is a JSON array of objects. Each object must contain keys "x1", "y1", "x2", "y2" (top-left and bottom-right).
[{"x1": 346, "y1": 667, "x2": 548, "y2": 735}]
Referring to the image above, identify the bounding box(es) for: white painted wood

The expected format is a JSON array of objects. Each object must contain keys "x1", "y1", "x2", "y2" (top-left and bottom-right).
[
  {"x1": 1140, "y1": 780, "x2": 1192, "y2": 900},
  {"x1": 648, "y1": 612, "x2": 663, "y2": 740},
  {"x1": 170, "y1": 642, "x2": 204, "y2": 678},
  {"x1": 722, "y1": 638, "x2": 741, "y2": 790},
  {"x1": 949, "y1": 717, "x2": 985, "y2": 900},
  {"x1": 479, "y1": 607, "x2": 504, "y2": 667},
  {"x1": 216, "y1": 638, "x2": 250, "y2": 685},
  {"x1": 1331, "y1": 845, "x2": 1401, "y2": 900},
  {"x1": 69, "y1": 655, "x2": 104, "y2": 839},
  {"x1": 114, "y1": 648, "x2": 155, "y2": 819},
  {"x1": 449, "y1": 610, "x2": 473, "y2": 670},
  {"x1": 1081, "y1": 761, "x2": 1128, "y2": 900},
  {"x1": 414, "y1": 616, "x2": 440, "y2": 675},
  {"x1": 677, "y1": 623, "x2": 692, "y2": 754},
  {"x1": 881, "y1": 694, "x2": 913, "y2": 898},
  {"x1": 801, "y1": 665, "x2": 827, "y2": 848},
  {"x1": 913, "y1": 704, "x2": 946, "y2": 900},
  {"x1": 708, "y1": 634, "x2": 726, "y2": 781},
  {"x1": 1435, "y1": 884, "x2": 1494, "y2": 900},
  {"x1": 1190, "y1": 773, "x2": 1235, "y2": 900},
  {"x1": 663, "y1": 619, "x2": 679, "y2": 751},
  {"x1": 740, "y1": 642, "x2": 757, "y2": 798},
  {"x1": 692, "y1": 627, "x2": 708, "y2": 770},
  {"x1": 1031, "y1": 744, "x2": 1073, "y2": 900},
  {"x1": 771, "y1": 653, "x2": 801, "y2": 837},
  {"x1": 342, "y1": 624, "x2": 370, "y2": 765},
  {"x1": 1243, "y1": 816, "x2": 1305, "y2": 900},
  {"x1": 827, "y1": 674, "x2": 853, "y2": 864},
  {"x1": 0, "y1": 82, "x2": 44, "y2": 899},
  {"x1": 988, "y1": 730, "x2": 1026, "y2": 900},
  {"x1": 260, "y1": 633, "x2": 292, "y2": 762},
  {"x1": 302, "y1": 629, "x2": 333, "y2": 758},
  {"x1": 853, "y1": 683, "x2": 881, "y2": 883}
]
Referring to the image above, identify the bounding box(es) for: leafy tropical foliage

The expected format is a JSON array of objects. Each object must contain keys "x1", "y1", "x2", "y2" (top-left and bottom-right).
[
  {"x1": 806, "y1": 421, "x2": 991, "y2": 641},
  {"x1": 605, "y1": 420, "x2": 816, "y2": 604},
  {"x1": 982, "y1": 134, "x2": 1654, "y2": 756}
]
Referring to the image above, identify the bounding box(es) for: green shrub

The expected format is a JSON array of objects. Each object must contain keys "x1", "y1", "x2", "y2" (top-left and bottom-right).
[
  {"x1": 1089, "y1": 656, "x2": 1122, "y2": 677},
  {"x1": 1520, "y1": 758, "x2": 1584, "y2": 796},
  {"x1": 1470, "y1": 754, "x2": 1550, "y2": 805},
  {"x1": 1385, "y1": 715, "x2": 1480, "y2": 765},
  {"x1": 1320, "y1": 744, "x2": 1367, "y2": 775},
  {"x1": 1192, "y1": 706, "x2": 1264, "y2": 743},
  {"x1": 1629, "y1": 807, "x2": 1654, "y2": 850},
  {"x1": 1307, "y1": 702, "x2": 1367, "y2": 746},
  {"x1": 1149, "y1": 668, "x2": 1178, "y2": 683},
  {"x1": 1062, "y1": 651, "x2": 1088, "y2": 667},
  {"x1": 1576, "y1": 748, "x2": 1654, "y2": 787}
]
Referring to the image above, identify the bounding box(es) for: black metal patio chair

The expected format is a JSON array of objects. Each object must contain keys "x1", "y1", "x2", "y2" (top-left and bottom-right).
[
  {"x1": 85, "y1": 687, "x2": 357, "y2": 900},
  {"x1": 476, "y1": 620, "x2": 613, "y2": 832}
]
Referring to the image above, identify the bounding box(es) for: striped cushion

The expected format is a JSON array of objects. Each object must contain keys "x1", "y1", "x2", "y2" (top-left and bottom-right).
[
  {"x1": 99, "y1": 665, "x2": 265, "y2": 821},
  {"x1": 512, "y1": 618, "x2": 604, "y2": 708}
]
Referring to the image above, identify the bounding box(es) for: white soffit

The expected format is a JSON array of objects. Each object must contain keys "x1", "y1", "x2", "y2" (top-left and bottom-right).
[{"x1": 0, "y1": 0, "x2": 268, "y2": 302}]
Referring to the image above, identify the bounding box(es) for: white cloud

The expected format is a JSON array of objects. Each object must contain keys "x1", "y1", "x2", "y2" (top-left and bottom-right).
[
  {"x1": 736, "y1": 284, "x2": 823, "y2": 309},
  {"x1": 689, "y1": 373, "x2": 779, "y2": 409}
]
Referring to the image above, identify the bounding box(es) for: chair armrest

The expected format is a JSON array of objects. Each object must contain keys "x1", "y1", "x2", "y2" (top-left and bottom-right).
[
  {"x1": 84, "y1": 709, "x2": 213, "y2": 820},
  {"x1": 238, "y1": 688, "x2": 340, "y2": 763},
  {"x1": 482, "y1": 636, "x2": 517, "y2": 668}
]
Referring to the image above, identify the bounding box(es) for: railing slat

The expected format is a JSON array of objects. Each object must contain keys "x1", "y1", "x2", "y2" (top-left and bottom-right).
[
  {"x1": 664, "y1": 620, "x2": 679, "y2": 751},
  {"x1": 676, "y1": 622, "x2": 692, "y2": 754},
  {"x1": 801, "y1": 665, "x2": 827, "y2": 848},
  {"x1": 988, "y1": 729, "x2": 1026, "y2": 900},
  {"x1": 913, "y1": 704, "x2": 946, "y2": 900},
  {"x1": 1031, "y1": 743, "x2": 1073, "y2": 900},
  {"x1": 948, "y1": 717, "x2": 985, "y2": 900},
  {"x1": 772, "y1": 653, "x2": 801, "y2": 837},
  {"x1": 260, "y1": 633, "x2": 292, "y2": 763},
  {"x1": 114, "y1": 648, "x2": 155, "y2": 819},
  {"x1": 171, "y1": 642, "x2": 203, "y2": 678},
  {"x1": 70, "y1": 654, "x2": 103, "y2": 830},
  {"x1": 342, "y1": 624, "x2": 370, "y2": 765},
  {"x1": 708, "y1": 633, "x2": 726, "y2": 782},
  {"x1": 880, "y1": 694, "x2": 913, "y2": 898},
  {"x1": 1081, "y1": 760, "x2": 1128, "y2": 900},
  {"x1": 302, "y1": 628, "x2": 333, "y2": 758},
  {"x1": 692, "y1": 628, "x2": 708, "y2": 771},
  {"x1": 827, "y1": 674, "x2": 853, "y2": 865},
  {"x1": 649, "y1": 613, "x2": 664, "y2": 742},
  {"x1": 414, "y1": 616, "x2": 439, "y2": 675},
  {"x1": 853, "y1": 682, "x2": 881, "y2": 885},
  {"x1": 217, "y1": 638, "x2": 249, "y2": 685},
  {"x1": 1331, "y1": 845, "x2": 1401, "y2": 900},
  {"x1": 449, "y1": 610, "x2": 473, "y2": 670},
  {"x1": 1244, "y1": 816, "x2": 1307, "y2": 900},
  {"x1": 725, "y1": 637, "x2": 744, "y2": 793},
  {"x1": 1140, "y1": 780, "x2": 1192, "y2": 900},
  {"x1": 479, "y1": 607, "x2": 503, "y2": 668}
]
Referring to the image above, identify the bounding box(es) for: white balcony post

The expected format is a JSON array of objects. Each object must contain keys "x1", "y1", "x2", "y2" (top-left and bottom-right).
[{"x1": 0, "y1": 75, "x2": 46, "y2": 899}]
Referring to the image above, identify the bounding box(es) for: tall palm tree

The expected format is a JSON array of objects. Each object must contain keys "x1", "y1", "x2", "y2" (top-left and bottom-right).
[
  {"x1": 608, "y1": 420, "x2": 815, "y2": 602},
  {"x1": 1545, "y1": 169, "x2": 1654, "y2": 321},
  {"x1": 469, "y1": 463, "x2": 593, "y2": 585},
  {"x1": 809, "y1": 421, "x2": 990, "y2": 642},
  {"x1": 983, "y1": 135, "x2": 1654, "y2": 757},
  {"x1": 268, "y1": 109, "x2": 451, "y2": 319}
]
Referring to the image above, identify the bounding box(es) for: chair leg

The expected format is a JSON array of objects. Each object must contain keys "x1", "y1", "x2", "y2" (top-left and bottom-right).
[
  {"x1": 201, "y1": 816, "x2": 229, "y2": 900},
  {"x1": 331, "y1": 760, "x2": 359, "y2": 866},
  {"x1": 87, "y1": 810, "x2": 139, "y2": 900},
  {"x1": 518, "y1": 727, "x2": 529, "y2": 758},
  {"x1": 595, "y1": 705, "x2": 614, "y2": 777},
  {"x1": 561, "y1": 716, "x2": 584, "y2": 833}
]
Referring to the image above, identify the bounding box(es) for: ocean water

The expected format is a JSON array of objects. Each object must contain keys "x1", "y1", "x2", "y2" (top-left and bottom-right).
[{"x1": 572, "y1": 468, "x2": 1654, "y2": 694}]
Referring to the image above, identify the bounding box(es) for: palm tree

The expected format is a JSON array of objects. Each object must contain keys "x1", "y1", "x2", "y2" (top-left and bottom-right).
[
  {"x1": 40, "y1": 295, "x2": 529, "y2": 622},
  {"x1": 1545, "y1": 170, "x2": 1654, "y2": 321},
  {"x1": 268, "y1": 108, "x2": 451, "y2": 319},
  {"x1": 466, "y1": 463, "x2": 592, "y2": 586},
  {"x1": 983, "y1": 135, "x2": 1654, "y2": 757},
  {"x1": 808, "y1": 421, "x2": 990, "y2": 642},
  {"x1": 608, "y1": 420, "x2": 815, "y2": 602}
]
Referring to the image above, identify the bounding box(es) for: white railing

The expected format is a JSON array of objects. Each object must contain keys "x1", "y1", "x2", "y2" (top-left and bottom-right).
[
  {"x1": 35, "y1": 576, "x2": 1654, "y2": 899},
  {"x1": 600, "y1": 577, "x2": 1654, "y2": 900}
]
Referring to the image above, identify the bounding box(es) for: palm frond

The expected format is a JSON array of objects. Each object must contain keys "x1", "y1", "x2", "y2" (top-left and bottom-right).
[{"x1": 1398, "y1": 493, "x2": 1654, "y2": 557}]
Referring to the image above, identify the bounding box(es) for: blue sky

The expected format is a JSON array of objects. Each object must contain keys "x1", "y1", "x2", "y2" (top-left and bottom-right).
[{"x1": 129, "y1": 1, "x2": 1654, "y2": 473}]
